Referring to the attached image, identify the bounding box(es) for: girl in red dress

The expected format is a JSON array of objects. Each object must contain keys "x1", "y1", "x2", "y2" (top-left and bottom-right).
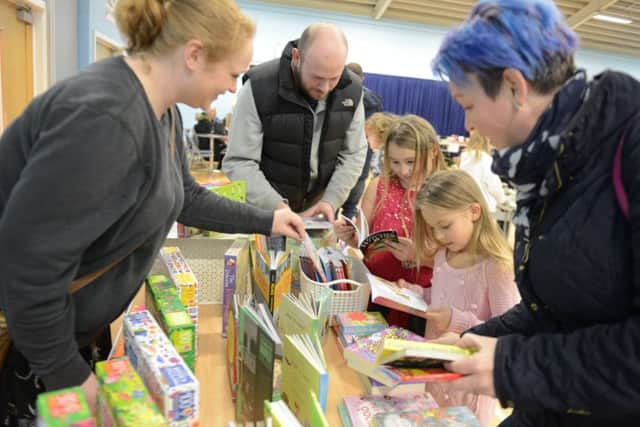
[{"x1": 335, "y1": 114, "x2": 447, "y2": 333}]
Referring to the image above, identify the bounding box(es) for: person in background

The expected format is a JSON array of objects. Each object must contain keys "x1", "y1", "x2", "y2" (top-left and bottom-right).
[
  {"x1": 401, "y1": 169, "x2": 520, "y2": 425},
  {"x1": 0, "y1": 0, "x2": 305, "y2": 424},
  {"x1": 366, "y1": 112, "x2": 398, "y2": 178},
  {"x1": 334, "y1": 115, "x2": 447, "y2": 334},
  {"x1": 459, "y1": 129, "x2": 506, "y2": 214},
  {"x1": 340, "y1": 62, "x2": 384, "y2": 219},
  {"x1": 431, "y1": 0, "x2": 640, "y2": 425},
  {"x1": 194, "y1": 106, "x2": 216, "y2": 150},
  {"x1": 223, "y1": 23, "x2": 367, "y2": 222}
]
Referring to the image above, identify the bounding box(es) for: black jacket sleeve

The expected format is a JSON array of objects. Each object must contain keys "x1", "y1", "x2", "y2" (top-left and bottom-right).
[
  {"x1": 0, "y1": 104, "x2": 142, "y2": 389},
  {"x1": 467, "y1": 301, "x2": 539, "y2": 337},
  {"x1": 492, "y1": 122, "x2": 640, "y2": 416}
]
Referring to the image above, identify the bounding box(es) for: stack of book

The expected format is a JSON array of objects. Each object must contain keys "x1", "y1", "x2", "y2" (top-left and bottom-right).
[
  {"x1": 333, "y1": 311, "x2": 388, "y2": 352},
  {"x1": 369, "y1": 406, "x2": 482, "y2": 427},
  {"x1": 344, "y1": 327, "x2": 465, "y2": 390}
]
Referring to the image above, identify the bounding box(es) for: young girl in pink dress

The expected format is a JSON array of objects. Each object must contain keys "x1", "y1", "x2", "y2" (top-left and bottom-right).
[
  {"x1": 403, "y1": 169, "x2": 521, "y2": 425},
  {"x1": 335, "y1": 114, "x2": 447, "y2": 333}
]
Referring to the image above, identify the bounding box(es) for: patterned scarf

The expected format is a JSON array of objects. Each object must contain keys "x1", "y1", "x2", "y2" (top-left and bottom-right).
[{"x1": 492, "y1": 71, "x2": 589, "y2": 260}]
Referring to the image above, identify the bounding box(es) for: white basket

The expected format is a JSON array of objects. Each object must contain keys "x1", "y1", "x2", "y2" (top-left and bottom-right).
[{"x1": 299, "y1": 255, "x2": 371, "y2": 322}]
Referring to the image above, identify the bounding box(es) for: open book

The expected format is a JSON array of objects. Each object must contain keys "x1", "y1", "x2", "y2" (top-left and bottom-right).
[
  {"x1": 367, "y1": 273, "x2": 428, "y2": 317},
  {"x1": 341, "y1": 209, "x2": 399, "y2": 260},
  {"x1": 375, "y1": 338, "x2": 475, "y2": 369},
  {"x1": 276, "y1": 287, "x2": 332, "y2": 340}
]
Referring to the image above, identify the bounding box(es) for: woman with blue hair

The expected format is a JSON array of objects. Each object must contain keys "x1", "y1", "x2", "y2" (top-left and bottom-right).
[{"x1": 431, "y1": 0, "x2": 640, "y2": 425}]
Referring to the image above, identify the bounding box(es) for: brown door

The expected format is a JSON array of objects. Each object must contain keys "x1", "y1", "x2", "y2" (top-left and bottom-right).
[{"x1": 0, "y1": 0, "x2": 33, "y2": 130}]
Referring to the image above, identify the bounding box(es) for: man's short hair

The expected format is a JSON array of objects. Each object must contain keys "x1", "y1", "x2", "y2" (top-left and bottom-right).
[{"x1": 346, "y1": 62, "x2": 364, "y2": 79}]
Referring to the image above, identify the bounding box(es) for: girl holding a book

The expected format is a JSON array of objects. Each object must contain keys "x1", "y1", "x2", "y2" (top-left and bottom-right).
[
  {"x1": 401, "y1": 169, "x2": 520, "y2": 425},
  {"x1": 334, "y1": 115, "x2": 447, "y2": 334}
]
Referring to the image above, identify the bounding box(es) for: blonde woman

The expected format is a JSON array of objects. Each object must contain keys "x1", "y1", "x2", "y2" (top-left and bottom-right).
[
  {"x1": 459, "y1": 130, "x2": 506, "y2": 213},
  {"x1": 335, "y1": 115, "x2": 446, "y2": 333},
  {"x1": 401, "y1": 169, "x2": 520, "y2": 425},
  {"x1": 0, "y1": 0, "x2": 305, "y2": 421}
]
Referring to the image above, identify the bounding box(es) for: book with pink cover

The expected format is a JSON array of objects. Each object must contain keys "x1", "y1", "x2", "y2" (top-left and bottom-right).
[
  {"x1": 370, "y1": 406, "x2": 482, "y2": 427},
  {"x1": 340, "y1": 393, "x2": 439, "y2": 427},
  {"x1": 344, "y1": 327, "x2": 461, "y2": 386}
]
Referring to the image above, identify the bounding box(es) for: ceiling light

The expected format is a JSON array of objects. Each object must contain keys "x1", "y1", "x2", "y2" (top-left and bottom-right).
[{"x1": 593, "y1": 14, "x2": 632, "y2": 24}]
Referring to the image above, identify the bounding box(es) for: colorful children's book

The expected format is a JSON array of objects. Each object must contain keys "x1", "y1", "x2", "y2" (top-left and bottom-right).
[
  {"x1": 159, "y1": 247, "x2": 199, "y2": 353},
  {"x1": 123, "y1": 310, "x2": 199, "y2": 426},
  {"x1": 222, "y1": 237, "x2": 250, "y2": 337},
  {"x1": 341, "y1": 209, "x2": 399, "y2": 260},
  {"x1": 251, "y1": 238, "x2": 292, "y2": 313},
  {"x1": 375, "y1": 339, "x2": 475, "y2": 369},
  {"x1": 227, "y1": 293, "x2": 251, "y2": 402},
  {"x1": 36, "y1": 386, "x2": 96, "y2": 427},
  {"x1": 340, "y1": 393, "x2": 439, "y2": 427},
  {"x1": 95, "y1": 358, "x2": 167, "y2": 427},
  {"x1": 235, "y1": 303, "x2": 282, "y2": 425},
  {"x1": 276, "y1": 287, "x2": 332, "y2": 341},
  {"x1": 335, "y1": 311, "x2": 388, "y2": 336},
  {"x1": 280, "y1": 334, "x2": 329, "y2": 427},
  {"x1": 344, "y1": 327, "x2": 461, "y2": 387},
  {"x1": 145, "y1": 274, "x2": 196, "y2": 372},
  {"x1": 368, "y1": 273, "x2": 428, "y2": 317},
  {"x1": 357, "y1": 373, "x2": 428, "y2": 397},
  {"x1": 370, "y1": 406, "x2": 482, "y2": 427}
]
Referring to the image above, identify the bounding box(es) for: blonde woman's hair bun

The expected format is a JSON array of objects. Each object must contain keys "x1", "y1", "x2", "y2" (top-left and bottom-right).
[{"x1": 115, "y1": 0, "x2": 169, "y2": 54}]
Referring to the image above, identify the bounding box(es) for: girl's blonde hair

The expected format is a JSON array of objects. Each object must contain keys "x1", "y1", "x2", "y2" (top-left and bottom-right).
[
  {"x1": 414, "y1": 169, "x2": 513, "y2": 271},
  {"x1": 467, "y1": 131, "x2": 491, "y2": 161},
  {"x1": 365, "y1": 112, "x2": 398, "y2": 143},
  {"x1": 115, "y1": 0, "x2": 255, "y2": 63}
]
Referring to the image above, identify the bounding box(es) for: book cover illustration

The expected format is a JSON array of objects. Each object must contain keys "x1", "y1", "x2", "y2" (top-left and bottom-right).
[
  {"x1": 359, "y1": 230, "x2": 399, "y2": 260},
  {"x1": 251, "y1": 238, "x2": 292, "y2": 313},
  {"x1": 370, "y1": 406, "x2": 482, "y2": 427},
  {"x1": 375, "y1": 339, "x2": 474, "y2": 370},
  {"x1": 344, "y1": 327, "x2": 460, "y2": 386},
  {"x1": 280, "y1": 334, "x2": 328, "y2": 427},
  {"x1": 335, "y1": 311, "x2": 388, "y2": 336},
  {"x1": 368, "y1": 273, "x2": 428, "y2": 317},
  {"x1": 276, "y1": 287, "x2": 332, "y2": 341},
  {"x1": 341, "y1": 393, "x2": 439, "y2": 427},
  {"x1": 236, "y1": 302, "x2": 282, "y2": 425},
  {"x1": 222, "y1": 238, "x2": 250, "y2": 337}
]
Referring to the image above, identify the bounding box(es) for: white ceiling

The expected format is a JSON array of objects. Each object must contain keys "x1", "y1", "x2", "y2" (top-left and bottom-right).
[{"x1": 257, "y1": 0, "x2": 640, "y2": 57}]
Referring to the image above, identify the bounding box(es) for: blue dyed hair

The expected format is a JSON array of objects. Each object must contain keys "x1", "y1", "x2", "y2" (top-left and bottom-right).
[{"x1": 432, "y1": 0, "x2": 579, "y2": 97}]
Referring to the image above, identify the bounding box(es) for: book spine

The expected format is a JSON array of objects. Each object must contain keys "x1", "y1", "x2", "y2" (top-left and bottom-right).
[
  {"x1": 222, "y1": 252, "x2": 237, "y2": 337},
  {"x1": 269, "y1": 269, "x2": 276, "y2": 312}
]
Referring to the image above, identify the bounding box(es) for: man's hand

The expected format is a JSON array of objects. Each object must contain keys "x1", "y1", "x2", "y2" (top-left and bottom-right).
[
  {"x1": 271, "y1": 207, "x2": 306, "y2": 240},
  {"x1": 81, "y1": 372, "x2": 98, "y2": 415},
  {"x1": 442, "y1": 334, "x2": 498, "y2": 398},
  {"x1": 302, "y1": 200, "x2": 336, "y2": 223}
]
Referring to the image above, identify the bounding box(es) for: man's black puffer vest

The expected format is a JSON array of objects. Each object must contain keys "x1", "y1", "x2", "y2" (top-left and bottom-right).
[{"x1": 244, "y1": 40, "x2": 362, "y2": 212}]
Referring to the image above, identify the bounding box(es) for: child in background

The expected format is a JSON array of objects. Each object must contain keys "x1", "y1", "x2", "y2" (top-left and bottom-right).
[
  {"x1": 402, "y1": 169, "x2": 520, "y2": 425},
  {"x1": 335, "y1": 115, "x2": 447, "y2": 334},
  {"x1": 364, "y1": 112, "x2": 397, "y2": 178},
  {"x1": 459, "y1": 130, "x2": 506, "y2": 214}
]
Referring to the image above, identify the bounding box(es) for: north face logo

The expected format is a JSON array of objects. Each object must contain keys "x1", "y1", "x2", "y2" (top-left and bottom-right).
[{"x1": 342, "y1": 99, "x2": 354, "y2": 107}]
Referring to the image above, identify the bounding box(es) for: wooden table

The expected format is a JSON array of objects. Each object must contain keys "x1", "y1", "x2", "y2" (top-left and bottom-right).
[{"x1": 198, "y1": 304, "x2": 363, "y2": 426}]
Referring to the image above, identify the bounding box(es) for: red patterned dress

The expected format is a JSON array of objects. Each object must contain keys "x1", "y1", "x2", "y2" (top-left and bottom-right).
[{"x1": 365, "y1": 177, "x2": 433, "y2": 331}]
